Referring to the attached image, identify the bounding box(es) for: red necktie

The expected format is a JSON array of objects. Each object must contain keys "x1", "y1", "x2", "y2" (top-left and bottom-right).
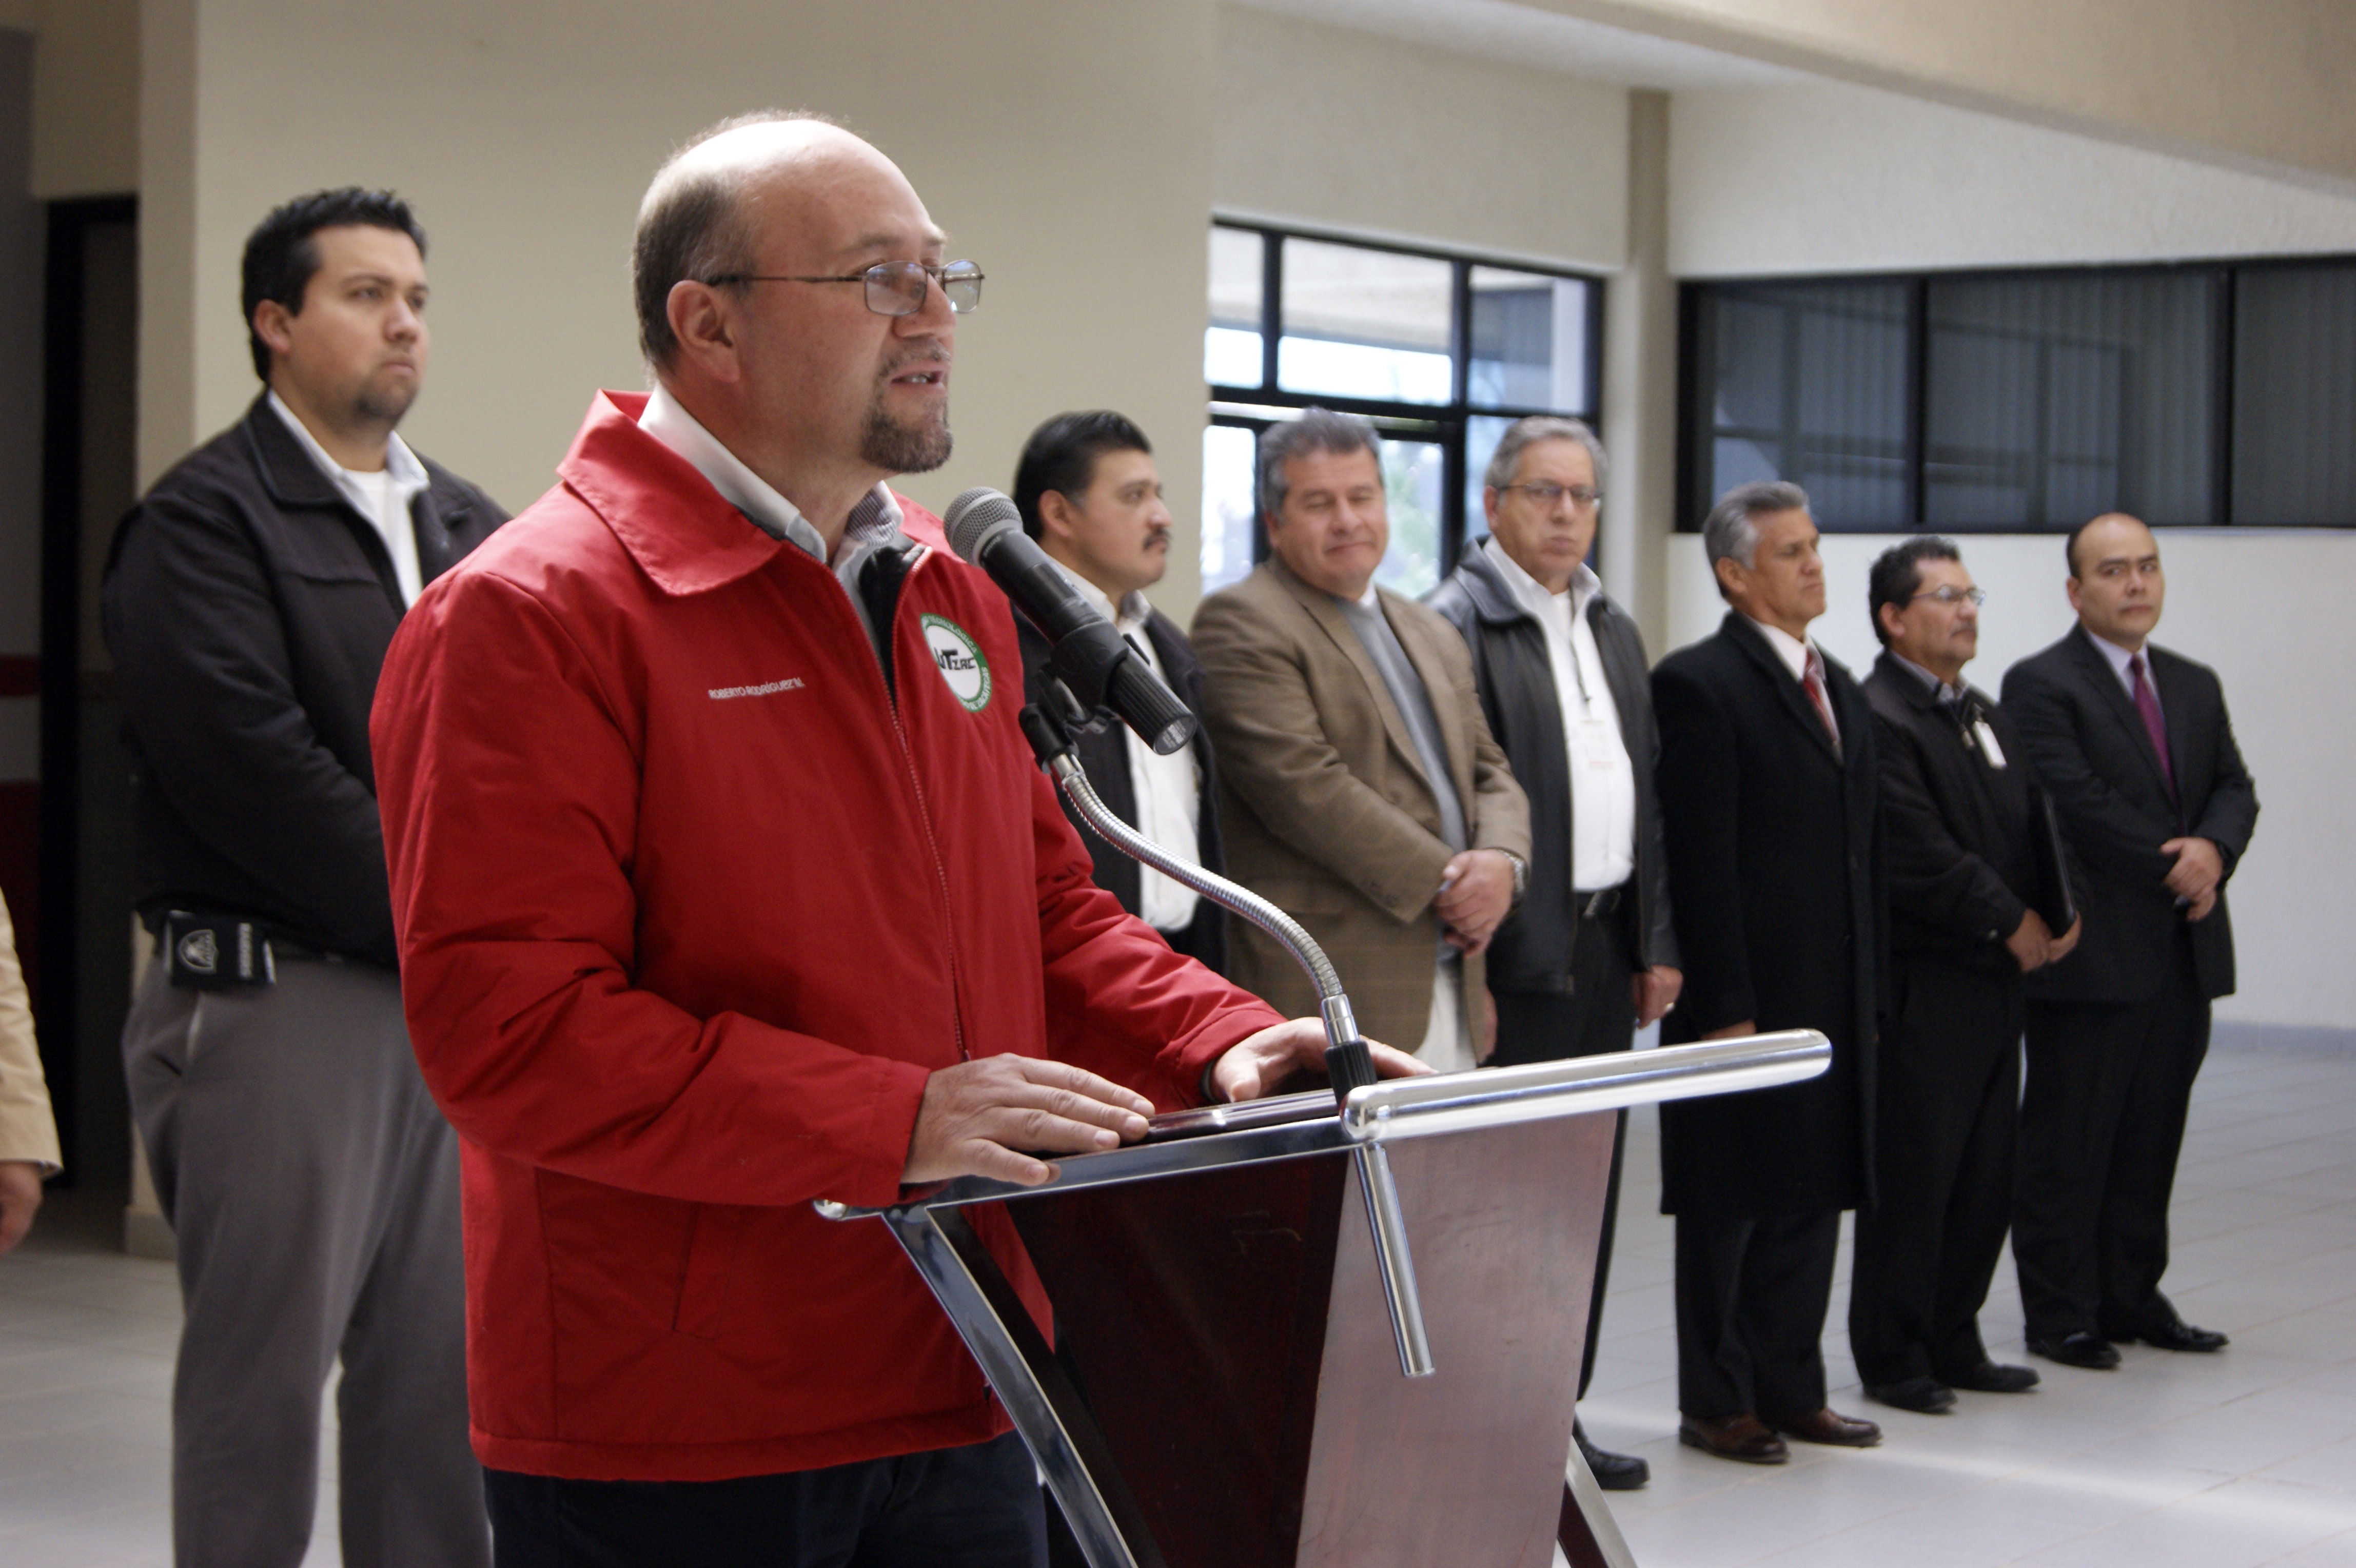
[
  {"x1": 2129, "y1": 654, "x2": 2176, "y2": 802},
  {"x1": 1802, "y1": 647, "x2": 1841, "y2": 757}
]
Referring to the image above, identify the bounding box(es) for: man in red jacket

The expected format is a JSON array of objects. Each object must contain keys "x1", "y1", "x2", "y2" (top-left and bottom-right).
[{"x1": 371, "y1": 111, "x2": 1395, "y2": 1567}]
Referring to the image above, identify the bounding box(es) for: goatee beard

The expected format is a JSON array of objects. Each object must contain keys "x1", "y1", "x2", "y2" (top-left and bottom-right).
[{"x1": 861, "y1": 400, "x2": 952, "y2": 474}]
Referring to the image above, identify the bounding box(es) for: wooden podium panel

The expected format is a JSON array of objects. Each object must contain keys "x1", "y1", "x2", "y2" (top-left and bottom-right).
[{"x1": 1012, "y1": 1111, "x2": 1618, "y2": 1568}]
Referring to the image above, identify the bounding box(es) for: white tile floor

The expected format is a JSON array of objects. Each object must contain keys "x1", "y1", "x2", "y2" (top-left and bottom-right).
[{"x1": 1, "y1": 1035, "x2": 2351, "y2": 1566}]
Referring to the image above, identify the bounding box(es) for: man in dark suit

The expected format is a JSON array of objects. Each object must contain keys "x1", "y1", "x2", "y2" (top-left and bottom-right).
[
  {"x1": 1849, "y1": 538, "x2": 2075, "y2": 1417},
  {"x1": 1011, "y1": 410, "x2": 1225, "y2": 970},
  {"x1": 1652, "y1": 480, "x2": 1883, "y2": 1465},
  {"x1": 2002, "y1": 513, "x2": 2258, "y2": 1369},
  {"x1": 1429, "y1": 416, "x2": 1679, "y2": 1491}
]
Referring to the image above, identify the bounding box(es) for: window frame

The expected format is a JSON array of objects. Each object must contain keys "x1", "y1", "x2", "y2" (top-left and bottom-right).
[
  {"x1": 1678, "y1": 252, "x2": 2356, "y2": 533},
  {"x1": 1208, "y1": 220, "x2": 1606, "y2": 585}
]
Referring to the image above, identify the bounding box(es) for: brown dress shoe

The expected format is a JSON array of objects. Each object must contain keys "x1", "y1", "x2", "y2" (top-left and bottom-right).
[
  {"x1": 1678, "y1": 1413, "x2": 1790, "y2": 1464},
  {"x1": 1764, "y1": 1407, "x2": 1882, "y2": 1447}
]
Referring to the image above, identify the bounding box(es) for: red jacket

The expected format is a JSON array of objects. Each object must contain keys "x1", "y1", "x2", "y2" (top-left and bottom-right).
[{"x1": 371, "y1": 391, "x2": 1282, "y2": 1481}]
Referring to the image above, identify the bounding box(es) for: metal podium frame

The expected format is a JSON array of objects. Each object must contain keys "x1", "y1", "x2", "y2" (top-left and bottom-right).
[{"x1": 820, "y1": 1030, "x2": 1830, "y2": 1568}]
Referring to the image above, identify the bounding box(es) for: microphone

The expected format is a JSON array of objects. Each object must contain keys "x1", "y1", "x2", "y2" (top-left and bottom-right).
[{"x1": 944, "y1": 487, "x2": 1197, "y2": 756}]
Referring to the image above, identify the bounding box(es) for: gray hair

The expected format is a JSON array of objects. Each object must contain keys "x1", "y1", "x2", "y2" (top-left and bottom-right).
[
  {"x1": 1484, "y1": 415, "x2": 1608, "y2": 496},
  {"x1": 1256, "y1": 407, "x2": 1381, "y2": 522},
  {"x1": 1702, "y1": 480, "x2": 1810, "y2": 590},
  {"x1": 633, "y1": 109, "x2": 835, "y2": 368}
]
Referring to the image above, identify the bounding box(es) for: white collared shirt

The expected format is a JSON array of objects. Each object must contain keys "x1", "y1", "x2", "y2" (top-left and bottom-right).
[
  {"x1": 1046, "y1": 559, "x2": 1203, "y2": 932},
  {"x1": 1488, "y1": 540, "x2": 1636, "y2": 891},
  {"x1": 268, "y1": 391, "x2": 428, "y2": 605},
  {"x1": 2087, "y1": 628, "x2": 2162, "y2": 716},
  {"x1": 1744, "y1": 614, "x2": 1840, "y2": 744},
  {"x1": 637, "y1": 383, "x2": 907, "y2": 663}
]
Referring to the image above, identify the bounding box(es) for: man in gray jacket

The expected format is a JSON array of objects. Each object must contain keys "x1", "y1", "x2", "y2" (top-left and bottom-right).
[{"x1": 1430, "y1": 416, "x2": 1680, "y2": 1491}]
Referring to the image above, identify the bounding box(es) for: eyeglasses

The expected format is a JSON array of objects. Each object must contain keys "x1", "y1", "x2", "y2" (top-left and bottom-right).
[
  {"x1": 703, "y1": 259, "x2": 985, "y2": 317},
  {"x1": 1497, "y1": 481, "x2": 1603, "y2": 511},
  {"x1": 1909, "y1": 585, "x2": 1987, "y2": 607}
]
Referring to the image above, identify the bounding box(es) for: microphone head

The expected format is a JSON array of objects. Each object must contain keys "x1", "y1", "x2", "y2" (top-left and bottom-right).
[{"x1": 944, "y1": 486, "x2": 1025, "y2": 564}]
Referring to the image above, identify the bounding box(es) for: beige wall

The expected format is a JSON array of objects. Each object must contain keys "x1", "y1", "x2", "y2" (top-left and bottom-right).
[
  {"x1": 31, "y1": 0, "x2": 136, "y2": 198},
  {"x1": 1672, "y1": 80, "x2": 2356, "y2": 279},
  {"x1": 1664, "y1": 531, "x2": 2356, "y2": 1031},
  {"x1": 1213, "y1": 4, "x2": 1629, "y2": 271},
  {"x1": 1532, "y1": 0, "x2": 2356, "y2": 192},
  {"x1": 142, "y1": 0, "x2": 1219, "y2": 601}
]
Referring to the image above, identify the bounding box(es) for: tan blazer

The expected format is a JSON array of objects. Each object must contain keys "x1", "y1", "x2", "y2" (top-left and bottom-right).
[
  {"x1": 0, "y1": 889, "x2": 60, "y2": 1173},
  {"x1": 1192, "y1": 558, "x2": 1531, "y2": 1050}
]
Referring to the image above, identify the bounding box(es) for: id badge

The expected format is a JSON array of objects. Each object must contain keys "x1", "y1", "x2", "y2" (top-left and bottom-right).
[{"x1": 1973, "y1": 720, "x2": 2008, "y2": 769}]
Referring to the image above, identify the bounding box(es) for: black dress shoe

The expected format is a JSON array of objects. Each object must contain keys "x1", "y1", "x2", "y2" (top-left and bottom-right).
[
  {"x1": 2123, "y1": 1318, "x2": 2229, "y2": 1353},
  {"x1": 1763, "y1": 1407, "x2": 1882, "y2": 1447},
  {"x1": 1574, "y1": 1419, "x2": 1650, "y2": 1490},
  {"x1": 1678, "y1": 1413, "x2": 1789, "y2": 1464},
  {"x1": 2027, "y1": 1332, "x2": 2121, "y2": 1369},
  {"x1": 1864, "y1": 1375, "x2": 1956, "y2": 1414},
  {"x1": 1940, "y1": 1360, "x2": 2040, "y2": 1393}
]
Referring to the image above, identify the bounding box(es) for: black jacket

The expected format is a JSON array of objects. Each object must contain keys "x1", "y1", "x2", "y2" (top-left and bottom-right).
[
  {"x1": 1864, "y1": 651, "x2": 2062, "y2": 978},
  {"x1": 1015, "y1": 606, "x2": 1226, "y2": 972},
  {"x1": 2001, "y1": 625, "x2": 2257, "y2": 1004},
  {"x1": 1652, "y1": 613, "x2": 1884, "y2": 1217},
  {"x1": 102, "y1": 395, "x2": 506, "y2": 967},
  {"x1": 1426, "y1": 547, "x2": 1678, "y2": 992}
]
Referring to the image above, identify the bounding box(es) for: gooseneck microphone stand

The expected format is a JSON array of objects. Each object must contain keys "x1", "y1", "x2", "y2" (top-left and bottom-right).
[{"x1": 1015, "y1": 702, "x2": 1435, "y2": 1377}]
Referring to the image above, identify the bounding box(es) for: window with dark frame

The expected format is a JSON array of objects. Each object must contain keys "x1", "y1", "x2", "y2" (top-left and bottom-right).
[
  {"x1": 1204, "y1": 222, "x2": 1605, "y2": 597},
  {"x1": 1680, "y1": 256, "x2": 2356, "y2": 533}
]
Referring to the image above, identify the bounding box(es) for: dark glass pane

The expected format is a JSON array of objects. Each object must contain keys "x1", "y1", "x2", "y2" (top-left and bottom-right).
[
  {"x1": 2233, "y1": 265, "x2": 2356, "y2": 525},
  {"x1": 1468, "y1": 266, "x2": 1593, "y2": 413},
  {"x1": 1925, "y1": 271, "x2": 2216, "y2": 528},
  {"x1": 1697, "y1": 282, "x2": 1910, "y2": 528},
  {"x1": 1279, "y1": 239, "x2": 1452, "y2": 404},
  {"x1": 1206, "y1": 226, "x2": 1264, "y2": 387}
]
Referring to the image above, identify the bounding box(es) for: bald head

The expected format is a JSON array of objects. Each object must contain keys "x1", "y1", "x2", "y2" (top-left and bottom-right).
[{"x1": 632, "y1": 112, "x2": 937, "y2": 368}]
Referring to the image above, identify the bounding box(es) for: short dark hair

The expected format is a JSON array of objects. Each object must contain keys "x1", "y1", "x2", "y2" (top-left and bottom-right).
[
  {"x1": 1012, "y1": 411, "x2": 1153, "y2": 540},
  {"x1": 1258, "y1": 407, "x2": 1380, "y2": 522},
  {"x1": 241, "y1": 188, "x2": 427, "y2": 380},
  {"x1": 1867, "y1": 536, "x2": 1962, "y2": 646},
  {"x1": 633, "y1": 109, "x2": 834, "y2": 368}
]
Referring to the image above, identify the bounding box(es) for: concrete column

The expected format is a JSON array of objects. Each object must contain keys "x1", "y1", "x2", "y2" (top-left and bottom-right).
[{"x1": 1600, "y1": 88, "x2": 1677, "y2": 654}]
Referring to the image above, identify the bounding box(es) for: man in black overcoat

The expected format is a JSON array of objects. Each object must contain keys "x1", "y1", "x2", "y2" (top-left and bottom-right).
[
  {"x1": 1848, "y1": 538, "x2": 2075, "y2": 1417},
  {"x1": 1010, "y1": 410, "x2": 1225, "y2": 971},
  {"x1": 2001, "y1": 513, "x2": 2258, "y2": 1368},
  {"x1": 1652, "y1": 481, "x2": 1884, "y2": 1465}
]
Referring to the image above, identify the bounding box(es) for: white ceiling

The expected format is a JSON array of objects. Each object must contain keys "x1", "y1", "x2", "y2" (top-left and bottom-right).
[{"x1": 1231, "y1": 0, "x2": 1816, "y2": 89}]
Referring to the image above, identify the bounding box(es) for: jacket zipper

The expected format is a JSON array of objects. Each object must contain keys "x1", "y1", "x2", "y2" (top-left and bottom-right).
[{"x1": 873, "y1": 548, "x2": 970, "y2": 1062}]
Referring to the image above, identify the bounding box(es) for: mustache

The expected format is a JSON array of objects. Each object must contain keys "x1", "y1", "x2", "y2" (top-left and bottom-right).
[{"x1": 881, "y1": 343, "x2": 950, "y2": 376}]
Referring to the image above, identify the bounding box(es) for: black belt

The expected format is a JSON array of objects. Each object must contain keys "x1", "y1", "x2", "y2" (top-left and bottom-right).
[{"x1": 1577, "y1": 884, "x2": 1627, "y2": 922}]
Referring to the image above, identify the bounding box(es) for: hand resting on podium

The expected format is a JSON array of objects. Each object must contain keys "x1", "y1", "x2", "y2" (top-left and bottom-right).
[{"x1": 901, "y1": 1018, "x2": 1427, "y2": 1188}]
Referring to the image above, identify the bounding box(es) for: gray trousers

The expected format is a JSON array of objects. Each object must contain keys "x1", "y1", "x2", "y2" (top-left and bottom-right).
[{"x1": 124, "y1": 954, "x2": 489, "y2": 1568}]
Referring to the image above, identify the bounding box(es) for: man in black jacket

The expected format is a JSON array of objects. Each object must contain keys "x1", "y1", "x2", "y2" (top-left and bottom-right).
[
  {"x1": 2002, "y1": 514, "x2": 2257, "y2": 1370},
  {"x1": 105, "y1": 189, "x2": 503, "y2": 1568},
  {"x1": 1849, "y1": 538, "x2": 2074, "y2": 1417},
  {"x1": 1652, "y1": 481, "x2": 1883, "y2": 1465},
  {"x1": 1429, "y1": 416, "x2": 1677, "y2": 1491},
  {"x1": 1011, "y1": 411, "x2": 1224, "y2": 971}
]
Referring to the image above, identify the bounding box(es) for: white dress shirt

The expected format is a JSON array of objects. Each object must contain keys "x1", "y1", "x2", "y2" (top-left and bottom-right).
[
  {"x1": 268, "y1": 391, "x2": 428, "y2": 605},
  {"x1": 1046, "y1": 559, "x2": 1203, "y2": 932},
  {"x1": 1489, "y1": 540, "x2": 1636, "y2": 891},
  {"x1": 2087, "y1": 629, "x2": 2164, "y2": 718},
  {"x1": 1743, "y1": 614, "x2": 1840, "y2": 746}
]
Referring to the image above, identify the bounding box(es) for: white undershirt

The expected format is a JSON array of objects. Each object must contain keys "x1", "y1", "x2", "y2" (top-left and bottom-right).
[
  {"x1": 1046, "y1": 560, "x2": 1203, "y2": 932},
  {"x1": 1488, "y1": 541, "x2": 1636, "y2": 892},
  {"x1": 268, "y1": 391, "x2": 426, "y2": 605}
]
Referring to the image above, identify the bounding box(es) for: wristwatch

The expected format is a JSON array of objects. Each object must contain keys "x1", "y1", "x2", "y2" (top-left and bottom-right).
[{"x1": 1498, "y1": 849, "x2": 1529, "y2": 908}]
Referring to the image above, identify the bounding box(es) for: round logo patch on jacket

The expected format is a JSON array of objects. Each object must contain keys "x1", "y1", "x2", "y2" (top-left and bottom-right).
[{"x1": 920, "y1": 614, "x2": 991, "y2": 712}]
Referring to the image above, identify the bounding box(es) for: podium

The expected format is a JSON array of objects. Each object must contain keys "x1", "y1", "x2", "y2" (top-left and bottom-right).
[{"x1": 823, "y1": 1033, "x2": 1829, "y2": 1568}]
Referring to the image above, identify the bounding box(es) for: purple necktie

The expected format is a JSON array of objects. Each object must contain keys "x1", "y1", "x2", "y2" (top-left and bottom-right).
[{"x1": 2129, "y1": 654, "x2": 2176, "y2": 801}]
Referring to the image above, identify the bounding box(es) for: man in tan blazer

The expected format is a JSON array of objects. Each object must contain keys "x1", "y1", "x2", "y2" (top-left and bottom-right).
[
  {"x1": 1194, "y1": 408, "x2": 1530, "y2": 1067},
  {"x1": 0, "y1": 887, "x2": 60, "y2": 1255}
]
